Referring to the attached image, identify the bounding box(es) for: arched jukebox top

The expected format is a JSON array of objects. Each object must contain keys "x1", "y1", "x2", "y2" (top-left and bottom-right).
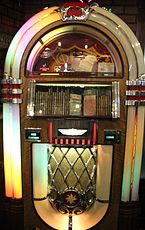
[{"x1": 3, "y1": 1, "x2": 144, "y2": 79}]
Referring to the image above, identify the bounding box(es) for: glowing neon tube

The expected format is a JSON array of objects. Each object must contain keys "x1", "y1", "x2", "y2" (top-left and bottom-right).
[
  {"x1": 131, "y1": 106, "x2": 145, "y2": 200},
  {"x1": 3, "y1": 6, "x2": 60, "y2": 199},
  {"x1": 32, "y1": 143, "x2": 48, "y2": 199},
  {"x1": 3, "y1": 104, "x2": 13, "y2": 197},
  {"x1": 121, "y1": 107, "x2": 136, "y2": 201},
  {"x1": 3, "y1": 104, "x2": 22, "y2": 198}
]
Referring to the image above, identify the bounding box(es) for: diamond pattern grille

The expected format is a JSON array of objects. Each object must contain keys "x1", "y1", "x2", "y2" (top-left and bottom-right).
[{"x1": 48, "y1": 146, "x2": 96, "y2": 193}]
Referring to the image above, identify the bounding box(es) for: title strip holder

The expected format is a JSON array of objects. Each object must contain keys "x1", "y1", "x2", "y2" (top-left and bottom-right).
[
  {"x1": 126, "y1": 79, "x2": 145, "y2": 106},
  {"x1": 0, "y1": 73, "x2": 22, "y2": 104}
]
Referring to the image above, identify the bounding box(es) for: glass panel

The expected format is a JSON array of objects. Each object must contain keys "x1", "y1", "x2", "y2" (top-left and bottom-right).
[
  {"x1": 32, "y1": 33, "x2": 115, "y2": 74},
  {"x1": 27, "y1": 81, "x2": 119, "y2": 119}
]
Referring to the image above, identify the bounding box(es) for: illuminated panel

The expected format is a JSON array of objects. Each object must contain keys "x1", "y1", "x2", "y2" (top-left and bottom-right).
[
  {"x1": 131, "y1": 107, "x2": 145, "y2": 200},
  {"x1": 11, "y1": 104, "x2": 22, "y2": 198},
  {"x1": 121, "y1": 107, "x2": 136, "y2": 201},
  {"x1": 3, "y1": 104, "x2": 22, "y2": 198},
  {"x1": 32, "y1": 143, "x2": 48, "y2": 199},
  {"x1": 96, "y1": 145, "x2": 113, "y2": 201},
  {"x1": 3, "y1": 104, "x2": 13, "y2": 197},
  {"x1": 122, "y1": 107, "x2": 145, "y2": 201}
]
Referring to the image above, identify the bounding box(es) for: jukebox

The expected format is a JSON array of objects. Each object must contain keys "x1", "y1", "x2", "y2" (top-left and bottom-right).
[{"x1": 1, "y1": 2, "x2": 145, "y2": 230}]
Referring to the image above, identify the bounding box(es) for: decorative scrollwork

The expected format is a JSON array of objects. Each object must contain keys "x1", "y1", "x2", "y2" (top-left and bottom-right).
[{"x1": 48, "y1": 188, "x2": 95, "y2": 215}]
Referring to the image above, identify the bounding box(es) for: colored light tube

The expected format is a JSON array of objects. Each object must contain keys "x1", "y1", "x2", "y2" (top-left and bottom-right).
[
  {"x1": 131, "y1": 107, "x2": 145, "y2": 200},
  {"x1": 49, "y1": 121, "x2": 53, "y2": 144},
  {"x1": 93, "y1": 122, "x2": 97, "y2": 145},
  {"x1": 32, "y1": 143, "x2": 48, "y2": 199},
  {"x1": 3, "y1": 104, "x2": 13, "y2": 197},
  {"x1": 122, "y1": 106, "x2": 145, "y2": 201},
  {"x1": 3, "y1": 104, "x2": 22, "y2": 198},
  {"x1": 11, "y1": 104, "x2": 22, "y2": 198},
  {"x1": 121, "y1": 107, "x2": 136, "y2": 201}
]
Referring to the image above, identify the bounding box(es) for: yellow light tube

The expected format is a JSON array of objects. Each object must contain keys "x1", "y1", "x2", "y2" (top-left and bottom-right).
[
  {"x1": 131, "y1": 106, "x2": 145, "y2": 200},
  {"x1": 3, "y1": 104, "x2": 13, "y2": 197},
  {"x1": 3, "y1": 104, "x2": 22, "y2": 198},
  {"x1": 121, "y1": 107, "x2": 136, "y2": 201}
]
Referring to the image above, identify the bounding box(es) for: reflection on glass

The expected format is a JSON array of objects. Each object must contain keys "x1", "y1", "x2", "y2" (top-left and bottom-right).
[
  {"x1": 32, "y1": 33, "x2": 115, "y2": 73},
  {"x1": 27, "y1": 81, "x2": 118, "y2": 119}
]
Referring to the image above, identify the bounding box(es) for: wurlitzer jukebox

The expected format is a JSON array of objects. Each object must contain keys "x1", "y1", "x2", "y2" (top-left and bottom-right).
[{"x1": 1, "y1": 2, "x2": 145, "y2": 230}]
